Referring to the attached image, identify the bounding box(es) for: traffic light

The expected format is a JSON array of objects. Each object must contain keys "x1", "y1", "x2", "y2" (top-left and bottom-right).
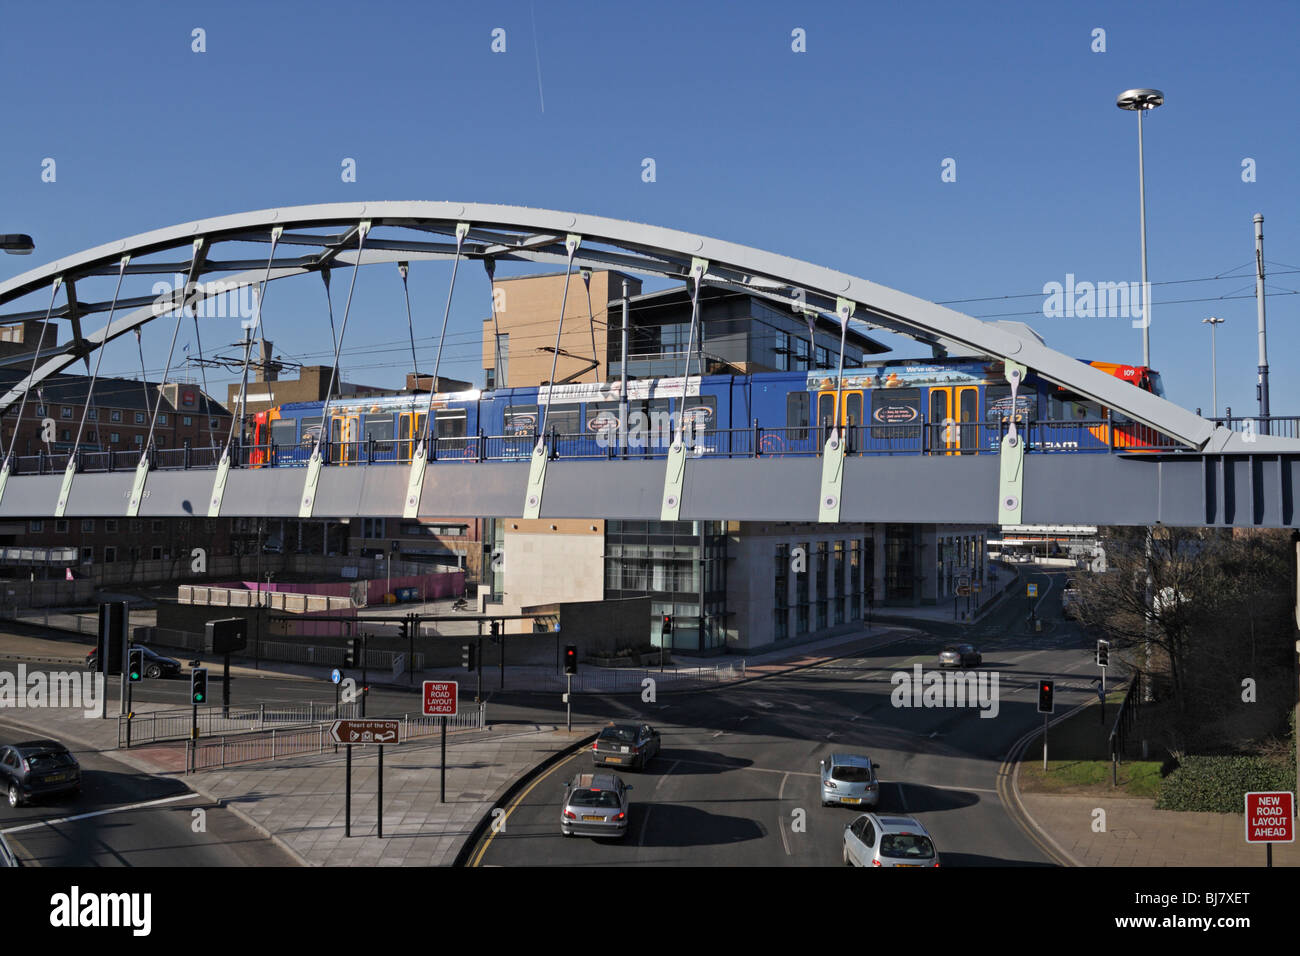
[
  {"x1": 461, "y1": 643, "x2": 476, "y2": 671},
  {"x1": 205, "y1": 617, "x2": 247, "y2": 655},
  {"x1": 127, "y1": 648, "x2": 144, "y2": 683},
  {"x1": 1037, "y1": 679, "x2": 1055, "y2": 714},
  {"x1": 1096, "y1": 640, "x2": 1110, "y2": 668},
  {"x1": 662, "y1": 615, "x2": 673, "y2": 636},
  {"x1": 190, "y1": 668, "x2": 208, "y2": 705},
  {"x1": 97, "y1": 601, "x2": 127, "y2": 675},
  {"x1": 344, "y1": 637, "x2": 362, "y2": 669},
  {"x1": 564, "y1": 644, "x2": 578, "y2": 675}
]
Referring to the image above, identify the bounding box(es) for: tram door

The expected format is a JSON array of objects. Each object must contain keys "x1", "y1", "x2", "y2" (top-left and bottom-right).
[
  {"x1": 815, "y1": 390, "x2": 865, "y2": 431},
  {"x1": 928, "y1": 386, "x2": 979, "y2": 454},
  {"x1": 398, "y1": 411, "x2": 428, "y2": 460},
  {"x1": 330, "y1": 413, "x2": 360, "y2": 464}
]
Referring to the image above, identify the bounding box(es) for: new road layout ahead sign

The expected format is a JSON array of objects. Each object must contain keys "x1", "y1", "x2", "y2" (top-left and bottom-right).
[
  {"x1": 1245, "y1": 791, "x2": 1295, "y2": 843},
  {"x1": 423, "y1": 680, "x2": 458, "y2": 716},
  {"x1": 329, "y1": 719, "x2": 401, "y2": 746}
]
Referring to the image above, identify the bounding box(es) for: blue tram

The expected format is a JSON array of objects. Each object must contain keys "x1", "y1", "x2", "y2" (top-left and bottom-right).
[{"x1": 249, "y1": 356, "x2": 1167, "y2": 464}]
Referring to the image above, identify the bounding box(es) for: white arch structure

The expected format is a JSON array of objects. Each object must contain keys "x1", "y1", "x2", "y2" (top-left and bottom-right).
[{"x1": 0, "y1": 202, "x2": 1295, "y2": 526}]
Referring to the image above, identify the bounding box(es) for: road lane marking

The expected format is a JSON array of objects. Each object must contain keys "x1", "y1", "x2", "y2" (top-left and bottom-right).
[
  {"x1": 469, "y1": 748, "x2": 586, "y2": 867},
  {"x1": 0, "y1": 793, "x2": 198, "y2": 834},
  {"x1": 778, "y1": 772, "x2": 792, "y2": 856},
  {"x1": 654, "y1": 760, "x2": 679, "y2": 793},
  {"x1": 637, "y1": 805, "x2": 654, "y2": 847},
  {"x1": 669, "y1": 757, "x2": 818, "y2": 777}
]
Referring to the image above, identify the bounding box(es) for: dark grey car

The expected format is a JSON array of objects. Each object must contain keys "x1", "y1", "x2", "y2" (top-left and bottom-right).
[
  {"x1": 1, "y1": 740, "x2": 81, "y2": 807},
  {"x1": 592, "y1": 722, "x2": 660, "y2": 771},
  {"x1": 85, "y1": 644, "x2": 182, "y2": 679}
]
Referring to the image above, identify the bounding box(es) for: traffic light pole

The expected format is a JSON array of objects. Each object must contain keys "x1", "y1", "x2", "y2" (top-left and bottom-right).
[
  {"x1": 566, "y1": 673, "x2": 572, "y2": 732},
  {"x1": 345, "y1": 744, "x2": 352, "y2": 837},
  {"x1": 361, "y1": 632, "x2": 368, "y2": 718},
  {"x1": 407, "y1": 612, "x2": 415, "y2": 686},
  {"x1": 1042, "y1": 714, "x2": 1049, "y2": 771},
  {"x1": 440, "y1": 716, "x2": 447, "y2": 803},
  {"x1": 499, "y1": 621, "x2": 504, "y2": 691},
  {"x1": 222, "y1": 652, "x2": 231, "y2": 718},
  {"x1": 377, "y1": 745, "x2": 384, "y2": 839}
]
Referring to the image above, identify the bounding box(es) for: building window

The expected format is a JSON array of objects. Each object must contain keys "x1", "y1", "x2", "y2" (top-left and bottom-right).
[
  {"x1": 82, "y1": 520, "x2": 95, "y2": 533},
  {"x1": 110, "y1": 432, "x2": 120, "y2": 443},
  {"x1": 35, "y1": 405, "x2": 46, "y2": 417},
  {"x1": 151, "y1": 546, "x2": 162, "y2": 560},
  {"x1": 80, "y1": 547, "x2": 93, "y2": 563},
  {"x1": 183, "y1": 416, "x2": 192, "y2": 426},
  {"x1": 104, "y1": 546, "x2": 117, "y2": 563},
  {"x1": 110, "y1": 410, "x2": 122, "y2": 423},
  {"x1": 87, "y1": 430, "x2": 97, "y2": 442},
  {"x1": 29, "y1": 519, "x2": 43, "y2": 532},
  {"x1": 55, "y1": 519, "x2": 68, "y2": 533},
  {"x1": 210, "y1": 419, "x2": 219, "y2": 431},
  {"x1": 60, "y1": 429, "x2": 71, "y2": 442},
  {"x1": 106, "y1": 519, "x2": 118, "y2": 533},
  {"x1": 88, "y1": 408, "x2": 97, "y2": 421},
  {"x1": 151, "y1": 520, "x2": 163, "y2": 533},
  {"x1": 134, "y1": 412, "x2": 145, "y2": 424},
  {"x1": 60, "y1": 406, "x2": 73, "y2": 419},
  {"x1": 133, "y1": 434, "x2": 143, "y2": 446}
]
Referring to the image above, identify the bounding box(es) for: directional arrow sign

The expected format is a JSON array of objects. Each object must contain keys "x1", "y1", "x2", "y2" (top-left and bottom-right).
[{"x1": 329, "y1": 719, "x2": 402, "y2": 745}]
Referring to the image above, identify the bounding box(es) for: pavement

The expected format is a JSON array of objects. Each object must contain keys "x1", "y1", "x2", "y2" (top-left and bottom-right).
[{"x1": 3, "y1": 571, "x2": 1294, "y2": 867}]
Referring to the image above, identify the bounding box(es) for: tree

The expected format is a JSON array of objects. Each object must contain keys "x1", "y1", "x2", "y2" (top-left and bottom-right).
[{"x1": 1077, "y1": 527, "x2": 1296, "y2": 752}]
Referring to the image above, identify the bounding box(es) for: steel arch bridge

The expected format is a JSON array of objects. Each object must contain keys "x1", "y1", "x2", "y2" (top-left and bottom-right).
[{"x1": 0, "y1": 201, "x2": 1297, "y2": 527}]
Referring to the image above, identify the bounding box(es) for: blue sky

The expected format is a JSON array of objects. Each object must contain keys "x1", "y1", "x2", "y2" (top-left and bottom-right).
[{"x1": 2, "y1": 0, "x2": 1298, "y2": 418}]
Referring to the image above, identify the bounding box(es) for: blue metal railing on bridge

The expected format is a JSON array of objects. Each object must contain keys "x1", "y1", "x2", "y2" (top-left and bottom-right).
[{"x1": 6, "y1": 416, "x2": 1202, "y2": 477}]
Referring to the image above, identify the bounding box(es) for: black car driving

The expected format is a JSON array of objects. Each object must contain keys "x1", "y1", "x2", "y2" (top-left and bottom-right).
[
  {"x1": 1, "y1": 739, "x2": 81, "y2": 807},
  {"x1": 85, "y1": 644, "x2": 182, "y2": 678}
]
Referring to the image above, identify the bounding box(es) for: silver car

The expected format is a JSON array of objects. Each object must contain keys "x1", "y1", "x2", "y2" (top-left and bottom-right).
[
  {"x1": 843, "y1": 813, "x2": 940, "y2": 867},
  {"x1": 820, "y1": 753, "x2": 880, "y2": 808},
  {"x1": 561, "y1": 771, "x2": 631, "y2": 839},
  {"x1": 938, "y1": 644, "x2": 982, "y2": 668}
]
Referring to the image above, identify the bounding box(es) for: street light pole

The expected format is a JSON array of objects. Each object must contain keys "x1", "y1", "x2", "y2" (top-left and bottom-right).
[
  {"x1": 1202, "y1": 316, "x2": 1224, "y2": 418},
  {"x1": 1118, "y1": 88, "x2": 1163, "y2": 704},
  {"x1": 1117, "y1": 89, "x2": 1164, "y2": 368}
]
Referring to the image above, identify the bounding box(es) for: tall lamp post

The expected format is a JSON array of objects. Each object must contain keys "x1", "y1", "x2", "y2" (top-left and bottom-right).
[
  {"x1": 1116, "y1": 89, "x2": 1164, "y2": 368},
  {"x1": 1202, "y1": 316, "x2": 1224, "y2": 418},
  {"x1": 1118, "y1": 88, "x2": 1163, "y2": 704}
]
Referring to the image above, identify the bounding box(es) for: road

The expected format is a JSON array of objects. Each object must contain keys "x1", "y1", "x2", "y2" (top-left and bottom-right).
[
  {"x1": 469, "y1": 569, "x2": 1100, "y2": 866},
  {"x1": 0, "y1": 717, "x2": 298, "y2": 866}
]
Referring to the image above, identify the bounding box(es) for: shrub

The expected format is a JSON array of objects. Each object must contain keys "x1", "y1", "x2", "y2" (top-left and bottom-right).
[{"x1": 1155, "y1": 754, "x2": 1297, "y2": 813}]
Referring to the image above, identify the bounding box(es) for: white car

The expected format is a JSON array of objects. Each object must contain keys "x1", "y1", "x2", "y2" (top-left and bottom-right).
[{"x1": 843, "y1": 813, "x2": 940, "y2": 867}]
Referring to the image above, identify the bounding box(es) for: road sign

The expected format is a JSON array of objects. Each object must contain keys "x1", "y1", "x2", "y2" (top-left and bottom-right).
[
  {"x1": 1026, "y1": 583, "x2": 1038, "y2": 598},
  {"x1": 1245, "y1": 791, "x2": 1294, "y2": 843},
  {"x1": 331, "y1": 668, "x2": 342, "y2": 685},
  {"x1": 422, "y1": 680, "x2": 458, "y2": 716},
  {"x1": 329, "y1": 719, "x2": 400, "y2": 745}
]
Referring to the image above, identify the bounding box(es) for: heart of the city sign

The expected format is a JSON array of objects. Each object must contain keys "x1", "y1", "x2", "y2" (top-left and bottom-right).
[{"x1": 328, "y1": 719, "x2": 401, "y2": 745}]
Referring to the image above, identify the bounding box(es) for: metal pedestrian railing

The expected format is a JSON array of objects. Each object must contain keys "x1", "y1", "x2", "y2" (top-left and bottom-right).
[
  {"x1": 184, "y1": 704, "x2": 487, "y2": 772},
  {"x1": 1108, "y1": 672, "x2": 1144, "y2": 786},
  {"x1": 119, "y1": 700, "x2": 361, "y2": 747}
]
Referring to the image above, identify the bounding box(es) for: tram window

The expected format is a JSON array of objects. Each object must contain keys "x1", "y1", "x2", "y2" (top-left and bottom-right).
[
  {"x1": 846, "y1": 392, "x2": 863, "y2": 427},
  {"x1": 930, "y1": 390, "x2": 949, "y2": 424},
  {"x1": 959, "y1": 389, "x2": 977, "y2": 423},
  {"x1": 984, "y1": 385, "x2": 1037, "y2": 423},
  {"x1": 817, "y1": 393, "x2": 835, "y2": 428},
  {"x1": 299, "y1": 417, "x2": 321, "y2": 444},
  {"x1": 505, "y1": 405, "x2": 538, "y2": 437},
  {"x1": 542, "y1": 409, "x2": 579, "y2": 435},
  {"x1": 363, "y1": 414, "x2": 395, "y2": 442},
  {"x1": 270, "y1": 420, "x2": 297, "y2": 446},
  {"x1": 681, "y1": 395, "x2": 716, "y2": 434},
  {"x1": 436, "y1": 411, "x2": 467, "y2": 439},
  {"x1": 1047, "y1": 393, "x2": 1100, "y2": 420},
  {"x1": 786, "y1": 392, "x2": 810, "y2": 440},
  {"x1": 870, "y1": 388, "x2": 921, "y2": 437}
]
